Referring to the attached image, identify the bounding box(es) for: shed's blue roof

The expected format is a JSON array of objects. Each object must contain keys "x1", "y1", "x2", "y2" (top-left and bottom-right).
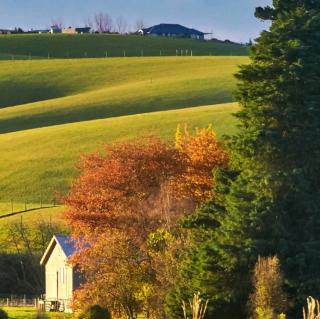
[
  {"x1": 55, "y1": 235, "x2": 77, "y2": 257},
  {"x1": 142, "y1": 24, "x2": 207, "y2": 36}
]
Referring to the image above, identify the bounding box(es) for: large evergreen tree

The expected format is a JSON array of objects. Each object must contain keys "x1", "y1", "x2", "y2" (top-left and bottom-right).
[{"x1": 167, "y1": 1, "x2": 320, "y2": 317}]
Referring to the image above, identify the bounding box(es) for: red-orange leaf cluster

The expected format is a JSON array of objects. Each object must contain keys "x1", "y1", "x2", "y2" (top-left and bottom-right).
[{"x1": 64, "y1": 126, "x2": 229, "y2": 317}]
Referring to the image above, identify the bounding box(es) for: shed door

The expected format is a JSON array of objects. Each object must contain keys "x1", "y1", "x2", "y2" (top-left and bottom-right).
[{"x1": 46, "y1": 272, "x2": 58, "y2": 300}]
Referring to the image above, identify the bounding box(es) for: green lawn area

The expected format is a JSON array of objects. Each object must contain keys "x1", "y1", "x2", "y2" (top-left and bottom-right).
[
  {"x1": 0, "y1": 57, "x2": 247, "y2": 133},
  {"x1": 3, "y1": 307, "x2": 72, "y2": 319},
  {"x1": 0, "y1": 34, "x2": 248, "y2": 59},
  {"x1": 0, "y1": 103, "x2": 240, "y2": 202},
  {"x1": 0, "y1": 55, "x2": 245, "y2": 217}
]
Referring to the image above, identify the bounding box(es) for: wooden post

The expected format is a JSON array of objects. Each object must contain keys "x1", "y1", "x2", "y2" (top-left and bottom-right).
[
  {"x1": 6, "y1": 298, "x2": 9, "y2": 307},
  {"x1": 11, "y1": 199, "x2": 13, "y2": 213}
]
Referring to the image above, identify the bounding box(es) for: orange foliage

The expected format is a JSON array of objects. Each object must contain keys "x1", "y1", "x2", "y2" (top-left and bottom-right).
[
  {"x1": 64, "y1": 127, "x2": 229, "y2": 316},
  {"x1": 173, "y1": 124, "x2": 229, "y2": 202},
  {"x1": 65, "y1": 137, "x2": 181, "y2": 241}
]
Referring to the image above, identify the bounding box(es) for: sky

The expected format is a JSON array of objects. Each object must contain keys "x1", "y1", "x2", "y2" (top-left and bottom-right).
[{"x1": 0, "y1": 0, "x2": 272, "y2": 42}]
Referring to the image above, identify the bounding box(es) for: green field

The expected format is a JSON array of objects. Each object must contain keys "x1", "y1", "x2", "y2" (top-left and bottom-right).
[
  {"x1": 0, "y1": 34, "x2": 248, "y2": 59},
  {"x1": 3, "y1": 307, "x2": 72, "y2": 319},
  {"x1": 0, "y1": 54, "x2": 246, "y2": 215},
  {"x1": 0, "y1": 57, "x2": 247, "y2": 133},
  {"x1": 0, "y1": 103, "x2": 239, "y2": 202}
]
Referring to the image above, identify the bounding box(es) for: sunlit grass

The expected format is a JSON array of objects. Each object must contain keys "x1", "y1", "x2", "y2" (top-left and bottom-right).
[{"x1": 0, "y1": 103, "x2": 240, "y2": 201}]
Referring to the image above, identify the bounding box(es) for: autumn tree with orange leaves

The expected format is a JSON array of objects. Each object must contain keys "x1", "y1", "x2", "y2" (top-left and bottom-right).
[{"x1": 64, "y1": 126, "x2": 228, "y2": 318}]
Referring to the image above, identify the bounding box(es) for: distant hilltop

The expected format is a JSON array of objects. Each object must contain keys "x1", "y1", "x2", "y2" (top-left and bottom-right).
[
  {"x1": 0, "y1": 26, "x2": 92, "y2": 35},
  {"x1": 0, "y1": 22, "x2": 211, "y2": 41}
]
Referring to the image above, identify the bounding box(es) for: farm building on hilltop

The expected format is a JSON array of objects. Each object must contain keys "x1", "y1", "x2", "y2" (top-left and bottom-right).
[
  {"x1": 139, "y1": 23, "x2": 209, "y2": 40},
  {"x1": 62, "y1": 27, "x2": 91, "y2": 34},
  {"x1": 50, "y1": 26, "x2": 61, "y2": 34},
  {"x1": 40, "y1": 235, "x2": 82, "y2": 313},
  {"x1": 0, "y1": 29, "x2": 12, "y2": 34}
]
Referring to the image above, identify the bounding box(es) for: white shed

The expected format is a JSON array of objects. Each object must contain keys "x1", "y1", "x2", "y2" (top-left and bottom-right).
[{"x1": 40, "y1": 235, "x2": 81, "y2": 312}]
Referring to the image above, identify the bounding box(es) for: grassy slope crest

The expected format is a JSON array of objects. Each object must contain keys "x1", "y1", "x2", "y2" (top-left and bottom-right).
[
  {"x1": 0, "y1": 57, "x2": 247, "y2": 133},
  {"x1": 0, "y1": 103, "x2": 239, "y2": 202},
  {"x1": 0, "y1": 34, "x2": 248, "y2": 59}
]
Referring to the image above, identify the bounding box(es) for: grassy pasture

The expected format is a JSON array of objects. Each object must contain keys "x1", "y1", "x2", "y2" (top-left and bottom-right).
[
  {"x1": 0, "y1": 57, "x2": 247, "y2": 133},
  {"x1": 0, "y1": 34, "x2": 248, "y2": 59},
  {"x1": 0, "y1": 103, "x2": 239, "y2": 202},
  {"x1": 3, "y1": 307, "x2": 72, "y2": 319}
]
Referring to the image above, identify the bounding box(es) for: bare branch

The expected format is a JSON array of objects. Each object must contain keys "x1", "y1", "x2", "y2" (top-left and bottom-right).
[
  {"x1": 94, "y1": 12, "x2": 113, "y2": 33},
  {"x1": 135, "y1": 18, "x2": 145, "y2": 31},
  {"x1": 116, "y1": 16, "x2": 127, "y2": 34}
]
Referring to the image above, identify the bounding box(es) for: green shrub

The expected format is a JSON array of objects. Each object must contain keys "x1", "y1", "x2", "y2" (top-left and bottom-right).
[
  {"x1": 78, "y1": 305, "x2": 111, "y2": 319},
  {"x1": 0, "y1": 309, "x2": 8, "y2": 319}
]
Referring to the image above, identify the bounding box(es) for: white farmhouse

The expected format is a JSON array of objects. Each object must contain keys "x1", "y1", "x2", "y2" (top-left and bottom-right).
[{"x1": 40, "y1": 235, "x2": 82, "y2": 312}]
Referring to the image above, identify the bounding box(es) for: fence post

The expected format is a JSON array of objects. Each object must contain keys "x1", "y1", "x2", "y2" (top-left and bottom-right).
[
  {"x1": 25, "y1": 200, "x2": 27, "y2": 211},
  {"x1": 11, "y1": 199, "x2": 13, "y2": 213},
  {"x1": 6, "y1": 298, "x2": 9, "y2": 307}
]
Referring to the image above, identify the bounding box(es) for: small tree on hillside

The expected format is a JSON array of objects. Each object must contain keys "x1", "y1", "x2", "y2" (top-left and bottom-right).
[{"x1": 135, "y1": 18, "x2": 145, "y2": 31}]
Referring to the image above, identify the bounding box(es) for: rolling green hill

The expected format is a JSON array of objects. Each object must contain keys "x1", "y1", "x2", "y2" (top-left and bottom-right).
[
  {"x1": 0, "y1": 57, "x2": 247, "y2": 133},
  {"x1": 0, "y1": 103, "x2": 239, "y2": 202},
  {"x1": 0, "y1": 34, "x2": 248, "y2": 59},
  {"x1": 0, "y1": 56, "x2": 246, "y2": 217}
]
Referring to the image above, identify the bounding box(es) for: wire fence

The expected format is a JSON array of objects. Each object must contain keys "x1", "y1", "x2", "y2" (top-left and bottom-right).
[
  {"x1": 0, "y1": 294, "x2": 40, "y2": 307},
  {"x1": 0, "y1": 199, "x2": 60, "y2": 219},
  {"x1": 5, "y1": 48, "x2": 246, "y2": 61}
]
